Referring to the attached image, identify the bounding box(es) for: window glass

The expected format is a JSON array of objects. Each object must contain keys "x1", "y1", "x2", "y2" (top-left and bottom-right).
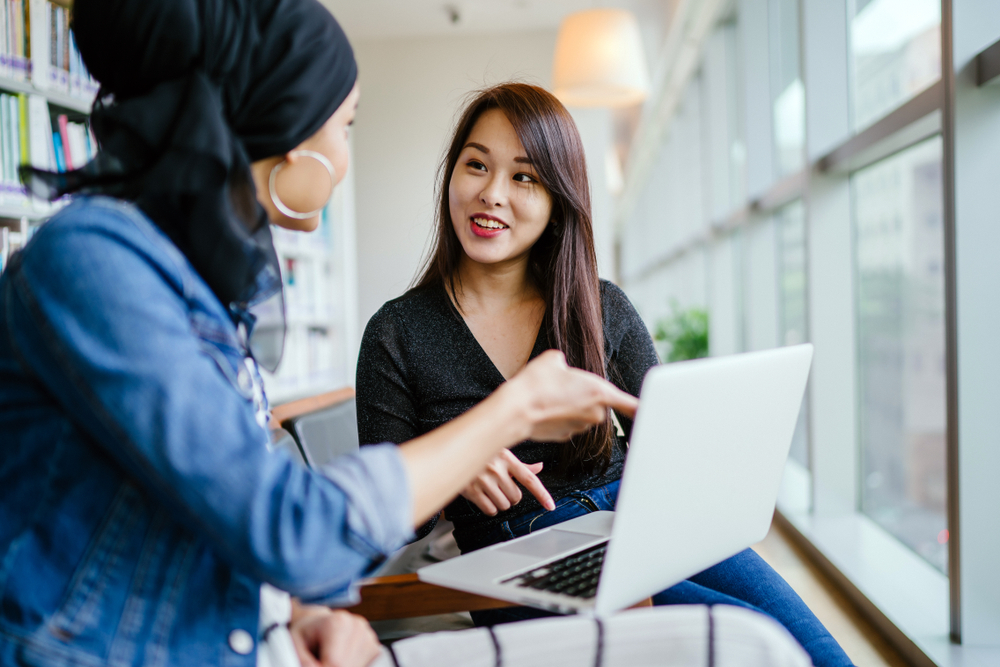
[
  {"x1": 777, "y1": 201, "x2": 809, "y2": 468},
  {"x1": 724, "y1": 21, "x2": 747, "y2": 210},
  {"x1": 770, "y1": 0, "x2": 805, "y2": 176},
  {"x1": 850, "y1": 0, "x2": 941, "y2": 130},
  {"x1": 742, "y1": 218, "x2": 778, "y2": 353},
  {"x1": 702, "y1": 21, "x2": 746, "y2": 220},
  {"x1": 852, "y1": 136, "x2": 947, "y2": 573},
  {"x1": 732, "y1": 228, "x2": 747, "y2": 354}
]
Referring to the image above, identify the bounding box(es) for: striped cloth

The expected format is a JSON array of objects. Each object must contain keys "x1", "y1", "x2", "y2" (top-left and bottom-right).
[{"x1": 373, "y1": 605, "x2": 812, "y2": 667}]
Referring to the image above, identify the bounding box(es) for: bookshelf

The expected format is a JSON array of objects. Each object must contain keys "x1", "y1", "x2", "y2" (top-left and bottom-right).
[
  {"x1": 0, "y1": 74, "x2": 89, "y2": 114},
  {"x1": 0, "y1": 0, "x2": 99, "y2": 270},
  {"x1": 0, "y1": 1, "x2": 359, "y2": 404}
]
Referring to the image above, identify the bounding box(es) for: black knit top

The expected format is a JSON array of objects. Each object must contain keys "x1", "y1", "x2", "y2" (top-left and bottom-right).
[{"x1": 356, "y1": 279, "x2": 659, "y2": 539}]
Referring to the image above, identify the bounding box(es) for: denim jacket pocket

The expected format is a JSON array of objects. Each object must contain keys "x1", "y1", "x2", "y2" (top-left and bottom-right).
[
  {"x1": 17, "y1": 640, "x2": 108, "y2": 667},
  {"x1": 44, "y1": 483, "x2": 147, "y2": 652}
]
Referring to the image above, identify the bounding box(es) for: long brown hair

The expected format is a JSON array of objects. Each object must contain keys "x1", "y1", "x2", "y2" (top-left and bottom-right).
[{"x1": 415, "y1": 82, "x2": 612, "y2": 474}]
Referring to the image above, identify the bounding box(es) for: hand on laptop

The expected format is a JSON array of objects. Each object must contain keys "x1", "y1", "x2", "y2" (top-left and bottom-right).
[{"x1": 461, "y1": 449, "x2": 556, "y2": 516}]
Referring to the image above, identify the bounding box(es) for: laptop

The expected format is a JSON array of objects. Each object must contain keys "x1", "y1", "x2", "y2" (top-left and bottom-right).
[{"x1": 418, "y1": 344, "x2": 814, "y2": 617}]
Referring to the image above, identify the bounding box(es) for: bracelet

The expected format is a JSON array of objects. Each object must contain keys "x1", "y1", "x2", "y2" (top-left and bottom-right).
[{"x1": 260, "y1": 621, "x2": 286, "y2": 643}]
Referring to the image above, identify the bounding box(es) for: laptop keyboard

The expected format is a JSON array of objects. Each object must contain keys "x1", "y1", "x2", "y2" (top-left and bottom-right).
[{"x1": 502, "y1": 541, "x2": 608, "y2": 599}]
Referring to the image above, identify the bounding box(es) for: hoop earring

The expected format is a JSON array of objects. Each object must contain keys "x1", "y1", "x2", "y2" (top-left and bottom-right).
[{"x1": 268, "y1": 149, "x2": 336, "y2": 220}]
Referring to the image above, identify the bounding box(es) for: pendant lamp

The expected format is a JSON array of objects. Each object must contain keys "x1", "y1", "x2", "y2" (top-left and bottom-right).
[{"x1": 553, "y1": 9, "x2": 651, "y2": 108}]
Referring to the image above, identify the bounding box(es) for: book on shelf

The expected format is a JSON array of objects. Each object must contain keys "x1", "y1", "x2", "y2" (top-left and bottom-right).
[
  {"x1": 27, "y1": 93, "x2": 49, "y2": 169},
  {"x1": 0, "y1": 89, "x2": 95, "y2": 206},
  {"x1": 17, "y1": 92, "x2": 26, "y2": 164},
  {"x1": 261, "y1": 325, "x2": 341, "y2": 401},
  {"x1": 48, "y1": 110, "x2": 95, "y2": 169},
  {"x1": 306, "y1": 327, "x2": 336, "y2": 382},
  {"x1": 0, "y1": 217, "x2": 33, "y2": 274},
  {"x1": 0, "y1": 225, "x2": 8, "y2": 272},
  {"x1": 0, "y1": 1, "x2": 98, "y2": 102},
  {"x1": 0, "y1": 92, "x2": 30, "y2": 206},
  {"x1": 272, "y1": 221, "x2": 338, "y2": 324},
  {"x1": 262, "y1": 204, "x2": 350, "y2": 402},
  {"x1": 0, "y1": 0, "x2": 29, "y2": 83},
  {"x1": 24, "y1": 0, "x2": 98, "y2": 100},
  {"x1": 280, "y1": 254, "x2": 337, "y2": 324},
  {"x1": 272, "y1": 224, "x2": 331, "y2": 255}
]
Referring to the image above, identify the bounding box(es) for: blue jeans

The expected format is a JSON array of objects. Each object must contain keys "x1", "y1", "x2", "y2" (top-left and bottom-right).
[{"x1": 464, "y1": 480, "x2": 854, "y2": 667}]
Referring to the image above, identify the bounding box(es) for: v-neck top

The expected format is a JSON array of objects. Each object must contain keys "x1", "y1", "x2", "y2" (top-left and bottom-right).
[{"x1": 356, "y1": 279, "x2": 659, "y2": 538}]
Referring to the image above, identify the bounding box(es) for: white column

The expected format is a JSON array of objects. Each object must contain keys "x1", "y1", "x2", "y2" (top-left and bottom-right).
[
  {"x1": 806, "y1": 172, "x2": 858, "y2": 516},
  {"x1": 951, "y1": 0, "x2": 1000, "y2": 646}
]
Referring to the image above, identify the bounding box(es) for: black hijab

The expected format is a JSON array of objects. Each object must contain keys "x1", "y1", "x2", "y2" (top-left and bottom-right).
[{"x1": 21, "y1": 0, "x2": 357, "y2": 311}]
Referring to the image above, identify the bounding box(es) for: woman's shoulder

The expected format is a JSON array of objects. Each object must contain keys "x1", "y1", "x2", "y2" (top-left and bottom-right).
[
  {"x1": 361, "y1": 283, "x2": 451, "y2": 344},
  {"x1": 19, "y1": 197, "x2": 193, "y2": 294},
  {"x1": 598, "y1": 279, "x2": 650, "y2": 351},
  {"x1": 44, "y1": 196, "x2": 162, "y2": 241},
  {"x1": 599, "y1": 279, "x2": 631, "y2": 310},
  {"x1": 599, "y1": 279, "x2": 642, "y2": 324}
]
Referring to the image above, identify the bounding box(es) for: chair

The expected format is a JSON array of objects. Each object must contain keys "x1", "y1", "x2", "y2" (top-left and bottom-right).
[
  {"x1": 271, "y1": 388, "x2": 517, "y2": 622},
  {"x1": 271, "y1": 387, "x2": 359, "y2": 467}
]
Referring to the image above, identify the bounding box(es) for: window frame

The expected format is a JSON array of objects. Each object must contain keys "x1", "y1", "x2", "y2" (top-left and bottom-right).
[{"x1": 615, "y1": 0, "x2": 1000, "y2": 660}]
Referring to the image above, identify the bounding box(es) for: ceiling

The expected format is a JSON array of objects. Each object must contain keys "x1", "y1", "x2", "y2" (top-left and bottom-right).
[{"x1": 321, "y1": 0, "x2": 669, "y2": 41}]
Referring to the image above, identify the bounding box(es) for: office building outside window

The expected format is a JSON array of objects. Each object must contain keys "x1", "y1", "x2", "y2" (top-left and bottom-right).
[
  {"x1": 850, "y1": 0, "x2": 941, "y2": 130},
  {"x1": 852, "y1": 136, "x2": 947, "y2": 573},
  {"x1": 777, "y1": 201, "x2": 809, "y2": 469}
]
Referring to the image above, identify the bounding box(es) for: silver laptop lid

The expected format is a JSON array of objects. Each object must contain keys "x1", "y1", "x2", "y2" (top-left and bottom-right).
[{"x1": 594, "y1": 344, "x2": 813, "y2": 615}]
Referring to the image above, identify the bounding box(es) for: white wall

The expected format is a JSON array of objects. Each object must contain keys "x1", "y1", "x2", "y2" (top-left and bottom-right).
[
  {"x1": 350, "y1": 30, "x2": 618, "y2": 342},
  {"x1": 570, "y1": 106, "x2": 616, "y2": 281}
]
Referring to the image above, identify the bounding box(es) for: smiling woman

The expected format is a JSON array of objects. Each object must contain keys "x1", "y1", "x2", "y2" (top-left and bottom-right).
[
  {"x1": 416, "y1": 83, "x2": 614, "y2": 473},
  {"x1": 357, "y1": 84, "x2": 634, "y2": 542},
  {"x1": 355, "y1": 82, "x2": 855, "y2": 667}
]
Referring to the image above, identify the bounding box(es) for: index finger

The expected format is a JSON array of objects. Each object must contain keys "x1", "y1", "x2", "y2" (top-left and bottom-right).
[
  {"x1": 509, "y1": 458, "x2": 555, "y2": 511},
  {"x1": 600, "y1": 382, "x2": 639, "y2": 419}
]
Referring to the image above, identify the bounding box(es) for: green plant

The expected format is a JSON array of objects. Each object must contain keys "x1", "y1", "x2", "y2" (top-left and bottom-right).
[{"x1": 653, "y1": 303, "x2": 709, "y2": 362}]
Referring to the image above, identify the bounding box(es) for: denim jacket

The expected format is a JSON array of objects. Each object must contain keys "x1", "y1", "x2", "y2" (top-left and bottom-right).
[{"x1": 0, "y1": 197, "x2": 413, "y2": 667}]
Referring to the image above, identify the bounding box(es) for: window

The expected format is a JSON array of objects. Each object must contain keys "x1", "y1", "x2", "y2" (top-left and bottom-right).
[
  {"x1": 702, "y1": 20, "x2": 746, "y2": 218},
  {"x1": 770, "y1": 0, "x2": 805, "y2": 176},
  {"x1": 776, "y1": 201, "x2": 809, "y2": 469},
  {"x1": 850, "y1": 0, "x2": 941, "y2": 130},
  {"x1": 852, "y1": 136, "x2": 947, "y2": 573},
  {"x1": 616, "y1": 0, "x2": 1000, "y2": 656}
]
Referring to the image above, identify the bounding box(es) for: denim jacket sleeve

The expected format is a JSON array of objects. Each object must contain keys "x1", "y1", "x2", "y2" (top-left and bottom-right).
[{"x1": 3, "y1": 200, "x2": 413, "y2": 604}]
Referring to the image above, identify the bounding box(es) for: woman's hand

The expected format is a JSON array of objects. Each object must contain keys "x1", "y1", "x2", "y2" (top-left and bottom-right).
[
  {"x1": 460, "y1": 449, "x2": 556, "y2": 516},
  {"x1": 503, "y1": 350, "x2": 639, "y2": 443},
  {"x1": 398, "y1": 349, "x2": 638, "y2": 525},
  {"x1": 289, "y1": 603, "x2": 381, "y2": 667}
]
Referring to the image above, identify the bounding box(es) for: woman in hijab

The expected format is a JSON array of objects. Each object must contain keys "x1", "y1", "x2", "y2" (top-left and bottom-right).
[{"x1": 0, "y1": 1, "x2": 813, "y2": 666}]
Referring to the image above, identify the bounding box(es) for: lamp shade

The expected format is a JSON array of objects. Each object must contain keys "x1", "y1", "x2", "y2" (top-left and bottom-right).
[{"x1": 553, "y1": 9, "x2": 651, "y2": 108}]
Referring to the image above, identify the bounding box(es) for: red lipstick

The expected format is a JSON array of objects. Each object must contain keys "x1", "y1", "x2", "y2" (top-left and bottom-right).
[{"x1": 469, "y1": 214, "x2": 509, "y2": 238}]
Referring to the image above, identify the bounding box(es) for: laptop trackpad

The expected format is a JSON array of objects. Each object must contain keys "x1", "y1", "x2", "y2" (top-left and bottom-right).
[{"x1": 495, "y1": 529, "x2": 598, "y2": 558}]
